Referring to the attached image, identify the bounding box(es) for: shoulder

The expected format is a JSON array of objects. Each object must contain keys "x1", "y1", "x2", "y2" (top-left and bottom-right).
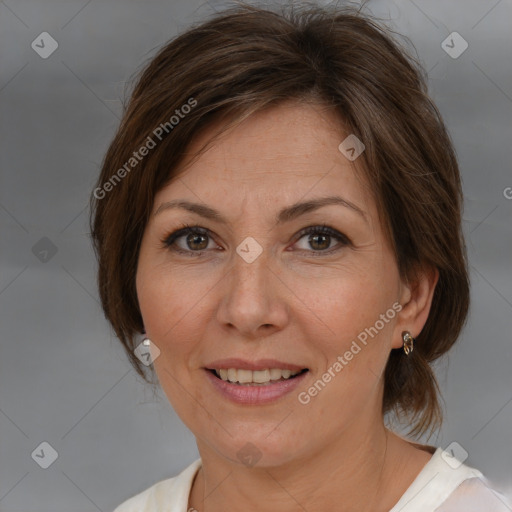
[
  {"x1": 391, "y1": 446, "x2": 512, "y2": 512},
  {"x1": 435, "y1": 476, "x2": 512, "y2": 512},
  {"x1": 112, "y1": 458, "x2": 201, "y2": 512}
]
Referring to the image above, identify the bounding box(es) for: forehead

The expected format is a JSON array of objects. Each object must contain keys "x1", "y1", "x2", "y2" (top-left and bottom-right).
[{"x1": 156, "y1": 101, "x2": 373, "y2": 214}]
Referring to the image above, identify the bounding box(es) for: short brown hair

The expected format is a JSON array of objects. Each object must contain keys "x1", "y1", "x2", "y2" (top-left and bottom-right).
[{"x1": 90, "y1": 2, "x2": 469, "y2": 437}]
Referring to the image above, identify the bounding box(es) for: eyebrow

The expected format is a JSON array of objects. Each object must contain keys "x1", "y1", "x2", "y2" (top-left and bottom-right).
[{"x1": 154, "y1": 195, "x2": 367, "y2": 225}]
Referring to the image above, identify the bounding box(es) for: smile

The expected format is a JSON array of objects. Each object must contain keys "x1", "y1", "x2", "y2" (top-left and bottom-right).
[
  {"x1": 211, "y1": 368, "x2": 307, "y2": 385},
  {"x1": 204, "y1": 365, "x2": 309, "y2": 404}
]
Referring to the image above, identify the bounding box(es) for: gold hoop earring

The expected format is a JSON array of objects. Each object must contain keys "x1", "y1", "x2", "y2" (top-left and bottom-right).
[{"x1": 402, "y1": 331, "x2": 414, "y2": 355}]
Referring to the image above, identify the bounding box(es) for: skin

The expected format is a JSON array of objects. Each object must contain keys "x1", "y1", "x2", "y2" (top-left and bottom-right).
[{"x1": 136, "y1": 100, "x2": 439, "y2": 512}]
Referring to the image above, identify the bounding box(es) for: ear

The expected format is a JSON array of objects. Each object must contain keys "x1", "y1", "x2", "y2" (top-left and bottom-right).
[{"x1": 391, "y1": 264, "x2": 439, "y2": 349}]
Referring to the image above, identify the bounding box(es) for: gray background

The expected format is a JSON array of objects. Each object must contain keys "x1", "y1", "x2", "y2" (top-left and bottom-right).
[{"x1": 1, "y1": 0, "x2": 511, "y2": 510}]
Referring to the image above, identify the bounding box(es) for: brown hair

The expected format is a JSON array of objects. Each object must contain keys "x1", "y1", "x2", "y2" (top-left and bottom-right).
[{"x1": 90, "y1": 2, "x2": 469, "y2": 437}]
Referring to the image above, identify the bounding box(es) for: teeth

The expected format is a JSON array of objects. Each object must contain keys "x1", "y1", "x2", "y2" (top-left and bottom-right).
[
  {"x1": 253, "y1": 369, "x2": 270, "y2": 383},
  {"x1": 269, "y1": 368, "x2": 282, "y2": 380},
  {"x1": 214, "y1": 368, "x2": 302, "y2": 385},
  {"x1": 237, "y1": 369, "x2": 252, "y2": 384}
]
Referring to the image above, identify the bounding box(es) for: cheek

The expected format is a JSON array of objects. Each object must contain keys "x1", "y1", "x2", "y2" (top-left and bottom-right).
[
  {"x1": 293, "y1": 261, "x2": 399, "y2": 404},
  {"x1": 137, "y1": 256, "x2": 212, "y2": 341},
  {"x1": 136, "y1": 256, "x2": 220, "y2": 411},
  {"x1": 137, "y1": 263, "x2": 207, "y2": 422},
  {"x1": 293, "y1": 262, "x2": 397, "y2": 351}
]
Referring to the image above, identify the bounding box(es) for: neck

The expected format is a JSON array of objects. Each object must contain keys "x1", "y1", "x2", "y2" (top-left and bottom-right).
[{"x1": 189, "y1": 417, "x2": 420, "y2": 512}]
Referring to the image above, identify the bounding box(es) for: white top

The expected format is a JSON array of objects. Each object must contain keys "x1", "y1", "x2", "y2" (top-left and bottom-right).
[{"x1": 113, "y1": 447, "x2": 511, "y2": 512}]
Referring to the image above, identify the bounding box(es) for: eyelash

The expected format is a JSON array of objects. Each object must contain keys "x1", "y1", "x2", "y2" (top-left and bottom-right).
[{"x1": 161, "y1": 222, "x2": 351, "y2": 257}]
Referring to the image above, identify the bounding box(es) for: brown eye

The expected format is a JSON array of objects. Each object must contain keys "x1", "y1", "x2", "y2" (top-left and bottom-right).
[
  {"x1": 162, "y1": 225, "x2": 214, "y2": 255},
  {"x1": 309, "y1": 233, "x2": 331, "y2": 251},
  {"x1": 185, "y1": 232, "x2": 209, "y2": 250},
  {"x1": 294, "y1": 225, "x2": 351, "y2": 255}
]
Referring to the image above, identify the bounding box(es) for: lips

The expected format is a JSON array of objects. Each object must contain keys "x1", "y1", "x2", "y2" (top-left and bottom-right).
[
  {"x1": 204, "y1": 358, "x2": 309, "y2": 404},
  {"x1": 205, "y1": 358, "x2": 306, "y2": 372}
]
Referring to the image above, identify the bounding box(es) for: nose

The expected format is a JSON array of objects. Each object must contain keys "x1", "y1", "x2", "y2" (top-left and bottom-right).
[{"x1": 216, "y1": 248, "x2": 289, "y2": 338}]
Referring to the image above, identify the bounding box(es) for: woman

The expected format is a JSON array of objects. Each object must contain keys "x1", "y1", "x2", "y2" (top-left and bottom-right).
[{"x1": 90, "y1": 3, "x2": 511, "y2": 511}]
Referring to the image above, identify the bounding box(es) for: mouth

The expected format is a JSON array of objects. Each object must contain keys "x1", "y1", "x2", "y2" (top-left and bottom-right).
[
  {"x1": 203, "y1": 358, "x2": 310, "y2": 404},
  {"x1": 207, "y1": 367, "x2": 309, "y2": 386}
]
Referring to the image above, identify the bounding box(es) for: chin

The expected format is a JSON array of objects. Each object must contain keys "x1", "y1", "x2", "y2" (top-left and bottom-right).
[{"x1": 203, "y1": 425, "x2": 311, "y2": 469}]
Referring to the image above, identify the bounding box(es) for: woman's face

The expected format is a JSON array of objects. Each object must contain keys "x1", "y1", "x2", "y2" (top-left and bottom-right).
[{"x1": 136, "y1": 101, "x2": 417, "y2": 467}]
